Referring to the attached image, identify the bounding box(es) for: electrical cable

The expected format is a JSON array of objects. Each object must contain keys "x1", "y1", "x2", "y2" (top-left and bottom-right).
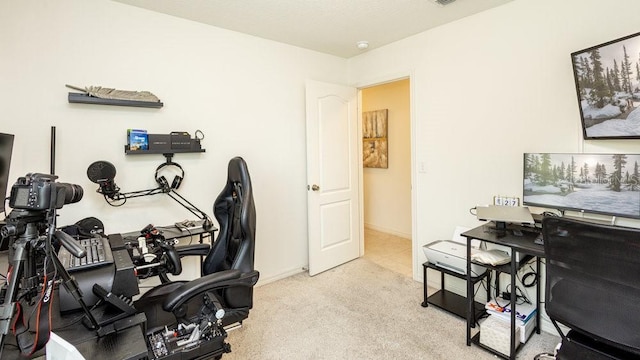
[
  {"x1": 104, "y1": 194, "x2": 127, "y2": 207},
  {"x1": 53, "y1": 314, "x2": 86, "y2": 330},
  {"x1": 542, "y1": 210, "x2": 561, "y2": 217},
  {"x1": 172, "y1": 222, "x2": 195, "y2": 244},
  {"x1": 479, "y1": 270, "x2": 493, "y2": 295},
  {"x1": 505, "y1": 283, "x2": 531, "y2": 305},
  {"x1": 521, "y1": 270, "x2": 537, "y2": 288},
  {"x1": 53, "y1": 300, "x2": 102, "y2": 331}
]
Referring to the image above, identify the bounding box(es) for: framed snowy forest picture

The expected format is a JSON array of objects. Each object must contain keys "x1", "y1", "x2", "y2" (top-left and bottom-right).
[{"x1": 571, "y1": 31, "x2": 640, "y2": 139}]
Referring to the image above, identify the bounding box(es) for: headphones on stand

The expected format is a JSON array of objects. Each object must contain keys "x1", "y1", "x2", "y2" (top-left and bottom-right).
[{"x1": 155, "y1": 161, "x2": 185, "y2": 190}]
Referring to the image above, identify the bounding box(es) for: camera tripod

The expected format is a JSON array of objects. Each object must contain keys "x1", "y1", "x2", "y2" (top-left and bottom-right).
[{"x1": 0, "y1": 208, "x2": 100, "y2": 358}]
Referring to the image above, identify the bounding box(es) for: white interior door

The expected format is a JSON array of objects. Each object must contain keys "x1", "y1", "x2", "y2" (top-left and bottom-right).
[{"x1": 305, "y1": 80, "x2": 361, "y2": 276}]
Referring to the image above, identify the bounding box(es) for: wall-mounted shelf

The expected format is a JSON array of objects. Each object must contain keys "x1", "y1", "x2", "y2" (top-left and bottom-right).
[
  {"x1": 124, "y1": 146, "x2": 205, "y2": 162},
  {"x1": 68, "y1": 92, "x2": 163, "y2": 108},
  {"x1": 125, "y1": 147, "x2": 205, "y2": 155}
]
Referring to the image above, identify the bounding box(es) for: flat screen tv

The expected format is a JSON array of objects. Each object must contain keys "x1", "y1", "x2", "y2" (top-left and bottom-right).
[
  {"x1": 0, "y1": 133, "x2": 14, "y2": 214},
  {"x1": 571, "y1": 31, "x2": 640, "y2": 139},
  {"x1": 523, "y1": 153, "x2": 640, "y2": 219}
]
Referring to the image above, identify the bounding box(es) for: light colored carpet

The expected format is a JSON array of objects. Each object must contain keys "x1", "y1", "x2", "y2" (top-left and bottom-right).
[{"x1": 224, "y1": 258, "x2": 560, "y2": 359}]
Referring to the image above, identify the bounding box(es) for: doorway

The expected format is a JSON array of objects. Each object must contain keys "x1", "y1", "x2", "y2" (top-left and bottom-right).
[{"x1": 360, "y1": 78, "x2": 412, "y2": 277}]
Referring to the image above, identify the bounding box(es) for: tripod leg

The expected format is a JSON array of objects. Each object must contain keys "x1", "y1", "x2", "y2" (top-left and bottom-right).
[
  {"x1": 0, "y1": 242, "x2": 27, "y2": 358},
  {"x1": 50, "y1": 251, "x2": 100, "y2": 330}
]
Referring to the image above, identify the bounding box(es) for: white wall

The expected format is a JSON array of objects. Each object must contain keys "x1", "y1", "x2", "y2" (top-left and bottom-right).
[
  {"x1": 0, "y1": 0, "x2": 348, "y2": 284},
  {"x1": 4, "y1": 0, "x2": 640, "y2": 292},
  {"x1": 349, "y1": 0, "x2": 640, "y2": 334},
  {"x1": 349, "y1": 0, "x2": 640, "y2": 276},
  {"x1": 362, "y1": 79, "x2": 412, "y2": 238}
]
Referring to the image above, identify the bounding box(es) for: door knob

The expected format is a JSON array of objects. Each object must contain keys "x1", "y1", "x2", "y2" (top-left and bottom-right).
[{"x1": 311, "y1": 184, "x2": 320, "y2": 191}]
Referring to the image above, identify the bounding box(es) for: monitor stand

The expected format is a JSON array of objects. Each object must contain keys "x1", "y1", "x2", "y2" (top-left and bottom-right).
[{"x1": 485, "y1": 221, "x2": 507, "y2": 237}]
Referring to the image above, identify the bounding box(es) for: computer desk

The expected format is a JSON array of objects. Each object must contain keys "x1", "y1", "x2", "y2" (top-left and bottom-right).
[
  {"x1": 462, "y1": 223, "x2": 544, "y2": 360},
  {"x1": 0, "y1": 244, "x2": 147, "y2": 360},
  {"x1": 0, "y1": 220, "x2": 218, "y2": 359},
  {"x1": 1, "y1": 288, "x2": 148, "y2": 360},
  {"x1": 119, "y1": 220, "x2": 217, "y2": 274},
  {"x1": 119, "y1": 220, "x2": 216, "y2": 245}
]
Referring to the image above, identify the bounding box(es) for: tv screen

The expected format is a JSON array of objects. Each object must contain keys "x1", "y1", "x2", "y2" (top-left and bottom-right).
[
  {"x1": 0, "y1": 133, "x2": 14, "y2": 214},
  {"x1": 523, "y1": 153, "x2": 640, "y2": 219},
  {"x1": 571, "y1": 31, "x2": 640, "y2": 139}
]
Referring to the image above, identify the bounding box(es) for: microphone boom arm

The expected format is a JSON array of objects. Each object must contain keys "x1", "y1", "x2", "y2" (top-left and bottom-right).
[
  {"x1": 98, "y1": 185, "x2": 167, "y2": 207},
  {"x1": 97, "y1": 185, "x2": 212, "y2": 226},
  {"x1": 99, "y1": 186, "x2": 165, "y2": 201},
  {"x1": 88, "y1": 160, "x2": 212, "y2": 227},
  {"x1": 166, "y1": 189, "x2": 210, "y2": 223}
]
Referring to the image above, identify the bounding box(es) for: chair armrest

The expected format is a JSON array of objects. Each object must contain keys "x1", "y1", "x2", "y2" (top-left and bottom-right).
[
  {"x1": 162, "y1": 270, "x2": 259, "y2": 312},
  {"x1": 175, "y1": 244, "x2": 210, "y2": 257}
]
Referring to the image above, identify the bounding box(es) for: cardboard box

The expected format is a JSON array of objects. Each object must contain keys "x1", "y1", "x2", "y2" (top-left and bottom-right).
[
  {"x1": 494, "y1": 313, "x2": 536, "y2": 344},
  {"x1": 148, "y1": 134, "x2": 171, "y2": 151},
  {"x1": 485, "y1": 296, "x2": 537, "y2": 344},
  {"x1": 479, "y1": 315, "x2": 520, "y2": 356}
]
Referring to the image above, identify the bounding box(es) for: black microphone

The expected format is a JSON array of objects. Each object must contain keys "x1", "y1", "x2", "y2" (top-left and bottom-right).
[
  {"x1": 87, "y1": 161, "x2": 120, "y2": 199},
  {"x1": 97, "y1": 179, "x2": 120, "y2": 199}
]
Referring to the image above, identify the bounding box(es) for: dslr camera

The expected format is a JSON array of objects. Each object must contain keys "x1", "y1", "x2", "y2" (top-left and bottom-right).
[{"x1": 8, "y1": 173, "x2": 83, "y2": 210}]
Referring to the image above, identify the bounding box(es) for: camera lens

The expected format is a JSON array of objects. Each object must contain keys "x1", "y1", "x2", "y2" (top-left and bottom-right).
[{"x1": 58, "y1": 183, "x2": 83, "y2": 204}]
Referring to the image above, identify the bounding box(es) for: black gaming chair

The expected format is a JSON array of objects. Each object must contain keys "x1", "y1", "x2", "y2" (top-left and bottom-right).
[
  {"x1": 134, "y1": 157, "x2": 259, "y2": 358},
  {"x1": 542, "y1": 216, "x2": 640, "y2": 360}
]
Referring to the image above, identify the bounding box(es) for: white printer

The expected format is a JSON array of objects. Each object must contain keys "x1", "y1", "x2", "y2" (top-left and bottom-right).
[{"x1": 422, "y1": 226, "x2": 485, "y2": 277}]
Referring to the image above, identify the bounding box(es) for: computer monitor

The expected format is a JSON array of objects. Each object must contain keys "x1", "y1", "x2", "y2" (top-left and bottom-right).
[
  {"x1": 0, "y1": 133, "x2": 15, "y2": 214},
  {"x1": 523, "y1": 153, "x2": 640, "y2": 219}
]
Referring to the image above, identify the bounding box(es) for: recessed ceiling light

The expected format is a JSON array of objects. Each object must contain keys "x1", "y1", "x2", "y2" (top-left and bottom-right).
[
  {"x1": 356, "y1": 41, "x2": 369, "y2": 50},
  {"x1": 433, "y1": 0, "x2": 456, "y2": 6}
]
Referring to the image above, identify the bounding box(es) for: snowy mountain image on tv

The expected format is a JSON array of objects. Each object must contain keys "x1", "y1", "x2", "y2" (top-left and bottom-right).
[
  {"x1": 571, "y1": 32, "x2": 640, "y2": 139},
  {"x1": 523, "y1": 153, "x2": 640, "y2": 218}
]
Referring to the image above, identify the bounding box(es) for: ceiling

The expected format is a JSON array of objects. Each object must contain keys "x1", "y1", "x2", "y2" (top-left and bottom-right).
[{"x1": 111, "y1": 0, "x2": 513, "y2": 58}]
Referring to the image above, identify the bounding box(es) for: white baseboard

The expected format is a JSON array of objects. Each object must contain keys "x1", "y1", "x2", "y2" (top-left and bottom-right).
[
  {"x1": 364, "y1": 223, "x2": 411, "y2": 239},
  {"x1": 256, "y1": 266, "x2": 306, "y2": 287}
]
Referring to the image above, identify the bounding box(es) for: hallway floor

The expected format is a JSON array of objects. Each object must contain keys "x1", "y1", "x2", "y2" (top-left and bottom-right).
[{"x1": 363, "y1": 227, "x2": 412, "y2": 277}]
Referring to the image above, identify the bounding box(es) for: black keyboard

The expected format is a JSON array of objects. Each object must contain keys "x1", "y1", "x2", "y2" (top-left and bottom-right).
[{"x1": 59, "y1": 236, "x2": 114, "y2": 272}]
